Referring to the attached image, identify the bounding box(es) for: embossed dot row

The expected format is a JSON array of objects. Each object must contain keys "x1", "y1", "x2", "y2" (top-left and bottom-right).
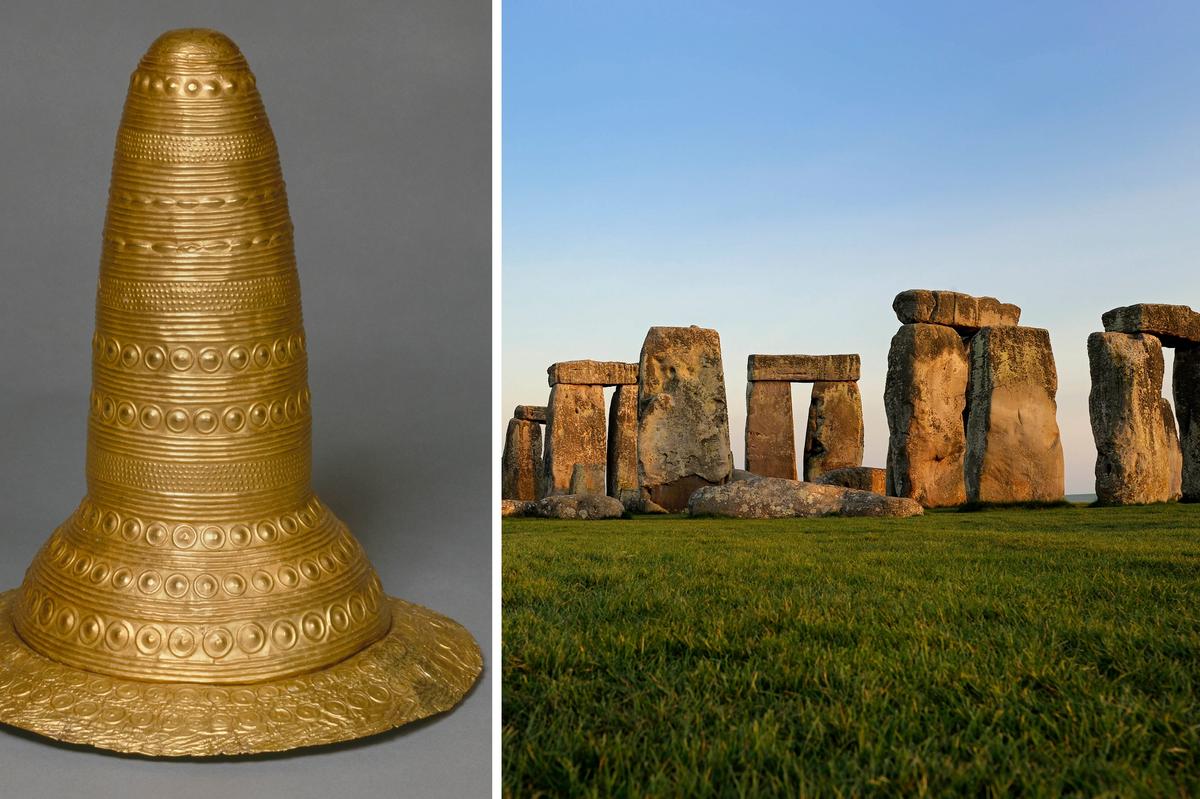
[
  {"x1": 93, "y1": 333, "x2": 306, "y2": 372},
  {"x1": 90, "y1": 388, "x2": 310, "y2": 434},
  {"x1": 45, "y1": 534, "x2": 359, "y2": 598},
  {"x1": 76, "y1": 498, "x2": 324, "y2": 550},
  {"x1": 129, "y1": 70, "x2": 256, "y2": 97},
  {"x1": 23, "y1": 586, "x2": 380, "y2": 660}
]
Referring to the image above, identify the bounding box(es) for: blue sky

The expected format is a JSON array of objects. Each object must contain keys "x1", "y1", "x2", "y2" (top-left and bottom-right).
[{"x1": 502, "y1": 1, "x2": 1200, "y2": 494}]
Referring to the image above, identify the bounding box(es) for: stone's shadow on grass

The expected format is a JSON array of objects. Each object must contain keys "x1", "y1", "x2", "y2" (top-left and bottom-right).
[
  {"x1": 1088, "y1": 498, "x2": 1183, "y2": 509},
  {"x1": 955, "y1": 499, "x2": 1075, "y2": 512}
]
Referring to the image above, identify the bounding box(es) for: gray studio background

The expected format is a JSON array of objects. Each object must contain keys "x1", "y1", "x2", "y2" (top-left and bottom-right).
[{"x1": 0, "y1": 1, "x2": 490, "y2": 797}]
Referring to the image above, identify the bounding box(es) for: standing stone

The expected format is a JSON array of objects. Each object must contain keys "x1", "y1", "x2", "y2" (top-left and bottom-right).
[
  {"x1": 884, "y1": 323, "x2": 969, "y2": 507},
  {"x1": 637, "y1": 325, "x2": 734, "y2": 511},
  {"x1": 1162, "y1": 398, "x2": 1183, "y2": 502},
  {"x1": 744, "y1": 381, "x2": 796, "y2": 479},
  {"x1": 1171, "y1": 347, "x2": 1200, "y2": 501},
  {"x1": 1088, "y1": 332, "x2": 1172, "y2": 505},
  {"x1": 543, "y1": 384, "x2": 606, "y2": 497},
  {"x1": 501, "y1": 418, "x2": 543, "y2": 501},
  {"x1": 607, "y1": 385, "x2": 639, "y2": 506},
  {"x1": 569, "y1": 463, "x2": 606, "y2": 496},
  {"x1": 803, "y1": 381, "x2": 864, "y2": 481},
  {"x1": 1174, "y1": 346, "x2": 1200, "y2": 502},
  {"x1": 963, "y1": 327, "x2": 1064, "y2": 503}
]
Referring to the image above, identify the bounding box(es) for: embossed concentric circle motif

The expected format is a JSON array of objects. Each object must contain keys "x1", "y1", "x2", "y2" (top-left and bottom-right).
[{"x1": 0, "y1": 592, "x2": 481, "y2": 756}]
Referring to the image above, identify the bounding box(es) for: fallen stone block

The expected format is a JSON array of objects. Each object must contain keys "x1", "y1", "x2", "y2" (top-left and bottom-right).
[
  {"x1": 687, "y1": 476, "x2": 922, "y2": 518},
  {"x1": 626, "y1": 497, "x2": 670, "y2": 514},
  {"x1": 501, "y1": 499, "x2": 532, "y2": 517},
  {"x1": 525, "y1": 494, "x2": 625, "y2": 520}
]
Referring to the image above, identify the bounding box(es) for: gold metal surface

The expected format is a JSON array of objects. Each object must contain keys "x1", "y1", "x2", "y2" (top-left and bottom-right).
[{"x1": 0, "y1": 29, "x2": 481, "y2": 755}]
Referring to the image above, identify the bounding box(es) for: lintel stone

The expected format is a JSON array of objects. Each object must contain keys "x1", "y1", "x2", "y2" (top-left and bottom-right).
[
  {"x1": 547, "y1": 360, "x2": 639, "y2": 387},
  {"x1": 1102, "y1": 304, "x2": 1200, "y2": 347},
  {"x1": 513, "y1": 405, "x2": 547, "y2": 423},
  {"x1": 747, "y1": 354, "x2": 860, "y2": 383},
  {"x1": 893, "y1": 289, "x2": 1020, "y2": 333}
]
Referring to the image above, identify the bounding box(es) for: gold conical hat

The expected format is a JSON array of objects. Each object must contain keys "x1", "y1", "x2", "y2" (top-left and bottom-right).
[{"x1": 0, "y1": 29, "x2": 480, "y2": 756}]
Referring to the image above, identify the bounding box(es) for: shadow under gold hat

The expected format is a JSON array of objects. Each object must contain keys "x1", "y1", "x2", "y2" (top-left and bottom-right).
[{"x1": 0, "y1": 29, "x2": 481, "y2": 757}]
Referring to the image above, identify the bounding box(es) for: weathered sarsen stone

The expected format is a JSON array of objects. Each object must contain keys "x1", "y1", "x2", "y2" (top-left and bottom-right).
[
  {"x1": 569, "y1": 463, "x2": 606, "y2": 496},
  {"x1": 547, "y1": 360, "x2": 638, "y2": 387},
  {"x1": 744, "y1": 380, "x2": 796, "y2": 479},
  {"x1": 964, "y1": 327, "x2": 1064, "y2": 503},
  {"x1": 638, "y1": 326, "x2": 734, "y2": 511},
  {"x1": 525, "y1": 494, "x2": 625, "y2": 520},
  {"x1": 747, "y1": 354, "x2": 860, "y2": 382},
  {"x1": 1172, "y1": 346, "x2": 1200, "y2": 502},
  {"x1": 687, "y1": 476, "x2": 922, "y2": 518},
  {"x1": 607, "y1": 385, "x2": 639, "y2": 505},
  {"x1": 1163, "y1": 398, "x2": 1183, "y2": 502},
  {"x1": 803, "y1": 381, "x2": 864, "y2": 481},
  {"x1": 1088, "y1": 332, "x2": 1173, "y2": 505},
  {"x1": 543, "y1": 383, "x2": 606, "y2": 497},
  {"x1": 893, "y1": 289, "x2": 1020, "y2": 334},
  {"x1": 501, "y1": 418, "x2": 543, "y2": 501},
  {"x1": 815, "y1": 466, "x2": 887, "y2": 495},
  {"x1": 501, "y1": 499, "x2": 531, "y2": 517},
  {"x1": 884, "y1": 323, "x2": 969, "y2": 507},
  {"x1": 513, "y1": 405, "x2": 547, "y2": 423},
  {"x1": 1102, "y1": 304, "x2": 1200, "y2": 348}
]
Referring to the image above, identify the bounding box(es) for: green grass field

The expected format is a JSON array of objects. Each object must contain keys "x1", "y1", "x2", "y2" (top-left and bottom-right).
[{"x1": 503, "y1": 505, "x2": 1200, "y2": 797}]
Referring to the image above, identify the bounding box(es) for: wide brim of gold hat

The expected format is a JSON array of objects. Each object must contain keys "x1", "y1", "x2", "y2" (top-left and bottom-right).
[{"x1": 0, "y1": 589, "x2": 481, "y2": 757}]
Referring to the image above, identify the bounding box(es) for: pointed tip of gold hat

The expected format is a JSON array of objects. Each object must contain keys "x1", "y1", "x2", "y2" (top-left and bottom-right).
[{"x1": 139, "y1": 28, "x2": 248, "y2": 72}]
